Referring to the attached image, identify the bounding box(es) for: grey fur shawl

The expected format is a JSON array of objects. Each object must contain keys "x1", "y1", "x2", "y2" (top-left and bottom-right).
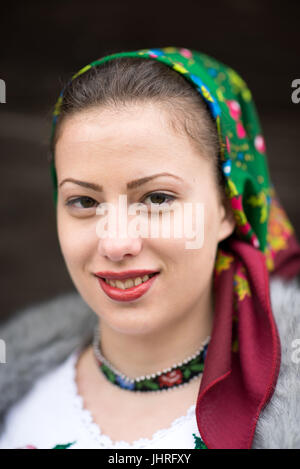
[{"x1": 0, "y1": 276, "x2": 300, "y2": 449}]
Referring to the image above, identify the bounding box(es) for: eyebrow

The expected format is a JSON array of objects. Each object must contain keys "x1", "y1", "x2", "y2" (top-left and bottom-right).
[{"x1": 58, "y1": 172, "x2": 184, "y2": 192}]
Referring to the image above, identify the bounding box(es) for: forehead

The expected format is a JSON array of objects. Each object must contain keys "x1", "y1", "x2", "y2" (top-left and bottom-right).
[
  {"x1": 56, "y1": 103, "x2": 185, "y2": 154},
  {"x1": 54, "y1": 102, "x2": 211, "y2": 184}
]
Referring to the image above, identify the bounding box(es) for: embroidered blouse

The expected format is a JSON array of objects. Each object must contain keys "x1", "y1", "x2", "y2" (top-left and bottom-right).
[{"x1": 0, "y1": 347, "x2": 206, "y2": 449}]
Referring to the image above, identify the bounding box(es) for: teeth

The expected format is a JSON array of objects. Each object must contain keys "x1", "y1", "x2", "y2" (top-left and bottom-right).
[
  {"x1": 115, "y1": 280, "x2": 126, "y2": 289},
  {"x1": 104, "y1": 274, "x2": 155, "y2": 289},
  {"x1": 124, "y1": 278, "x2": 134, "y2": 288}
]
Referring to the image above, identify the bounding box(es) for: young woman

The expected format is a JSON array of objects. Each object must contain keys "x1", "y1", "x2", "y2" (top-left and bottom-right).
[{"x1": 1, "y1": 47, "x2": 300, "y2": 449}]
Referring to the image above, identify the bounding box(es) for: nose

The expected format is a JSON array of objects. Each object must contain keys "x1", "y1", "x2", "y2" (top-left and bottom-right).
[
  {"x1": 97, "y1": 234, "x2": 143, "y2": 262},
  {"x1": 96, "y1": 197, "x2": 145, "y2": 262}
]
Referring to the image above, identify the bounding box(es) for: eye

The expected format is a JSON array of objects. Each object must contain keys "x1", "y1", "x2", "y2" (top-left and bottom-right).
[
  {"x1": 65, "y1": 192, "x2": 176, "y2": 211},
  {"x1": 142, "y1": 192, "x2": 176, "y2": 206},
  {"x1": 65, "y1": 196, "x2": 98, "y2": 209}
]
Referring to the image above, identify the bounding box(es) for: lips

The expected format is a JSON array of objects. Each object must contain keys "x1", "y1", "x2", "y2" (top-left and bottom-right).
[{"x1": 96, "y1": 272, "x2": 160, "y2": 302}]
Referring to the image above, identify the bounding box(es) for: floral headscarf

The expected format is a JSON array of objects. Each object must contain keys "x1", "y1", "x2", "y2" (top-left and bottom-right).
[{"x1": 50, "y1": 47, "x2": 300, "y2": 449}]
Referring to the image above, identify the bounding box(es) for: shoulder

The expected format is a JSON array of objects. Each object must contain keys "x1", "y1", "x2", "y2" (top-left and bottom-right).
[
  {"x1": 0, "y1": 348, "x2": 81, "y2": 449},
  {"x1": 252, "y1": 275, "x2": 300, "y2": 449},
  {"x1": 0, "y1": 291, "x2": 97, "y2": 431}
]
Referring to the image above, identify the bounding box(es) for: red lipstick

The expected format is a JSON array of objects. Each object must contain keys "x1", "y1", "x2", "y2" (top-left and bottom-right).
[{"x1": 96, "y1": 271, "x2": 160, "y2": 302}]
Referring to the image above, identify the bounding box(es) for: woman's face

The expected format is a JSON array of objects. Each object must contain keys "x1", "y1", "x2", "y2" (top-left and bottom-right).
[{"x1": 55, "y1": 102, "x2": 235, "y2": 335}]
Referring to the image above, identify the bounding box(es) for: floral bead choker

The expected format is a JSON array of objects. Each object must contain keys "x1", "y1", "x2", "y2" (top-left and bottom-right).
[{"x1": 92, "y1": 325, "x2": 210, "y2": 392}]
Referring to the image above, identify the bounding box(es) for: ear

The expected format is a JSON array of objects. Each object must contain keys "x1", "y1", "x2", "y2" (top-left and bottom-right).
[{"x1": 217, "y1": 197, "x2": 236, "y2": 243}]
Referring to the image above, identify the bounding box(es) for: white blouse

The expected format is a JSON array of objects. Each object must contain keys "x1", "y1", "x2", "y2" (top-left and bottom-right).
[{"x1": 0, "y1": 347, "x2": 205, "y2": 449}]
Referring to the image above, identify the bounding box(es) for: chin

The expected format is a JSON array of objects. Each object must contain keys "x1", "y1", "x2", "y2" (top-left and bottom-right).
[{"x1": 97, "y1": 306, "x2": 165, "y2": 336}]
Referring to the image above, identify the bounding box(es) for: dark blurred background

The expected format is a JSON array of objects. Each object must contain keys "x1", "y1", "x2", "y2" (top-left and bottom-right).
[{"x1": 1, "y1": 0, "x2": 299, "y2": 321}]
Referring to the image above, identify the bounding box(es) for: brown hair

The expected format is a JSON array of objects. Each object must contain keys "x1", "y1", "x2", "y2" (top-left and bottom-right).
[{"x1": 51, "y1": 56, "x2": 227, "y2": 202}]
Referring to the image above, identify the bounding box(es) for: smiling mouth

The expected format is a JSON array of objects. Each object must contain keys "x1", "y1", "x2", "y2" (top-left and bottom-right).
[{"x1": 96, "y1": 271, "x2": 160, "y2": 302}]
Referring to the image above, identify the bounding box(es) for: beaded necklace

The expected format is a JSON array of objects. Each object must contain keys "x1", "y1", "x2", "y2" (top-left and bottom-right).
[{"x1": 92, "y1": 325, "x2": 210, "y2": 392}]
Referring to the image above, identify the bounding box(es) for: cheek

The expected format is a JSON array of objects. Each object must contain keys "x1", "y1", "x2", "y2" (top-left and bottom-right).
[
  {"x1": 149, "y1": 221, "x2": 216, "y2": 280},
  {"x1": 57, "y1": 213, "x2": 95, "y2": 270},
  {"x1": 177, "y1": 202, "x2": 220, "y2": 281},
  {"x1": 148, "y1": 201, "x2": 220, "y2": 261}
]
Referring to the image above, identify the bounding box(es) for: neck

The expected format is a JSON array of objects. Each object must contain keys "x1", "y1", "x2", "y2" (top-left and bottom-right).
[{"x1": 97, "y1": 285, "x2": 214, "y2": 379}]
